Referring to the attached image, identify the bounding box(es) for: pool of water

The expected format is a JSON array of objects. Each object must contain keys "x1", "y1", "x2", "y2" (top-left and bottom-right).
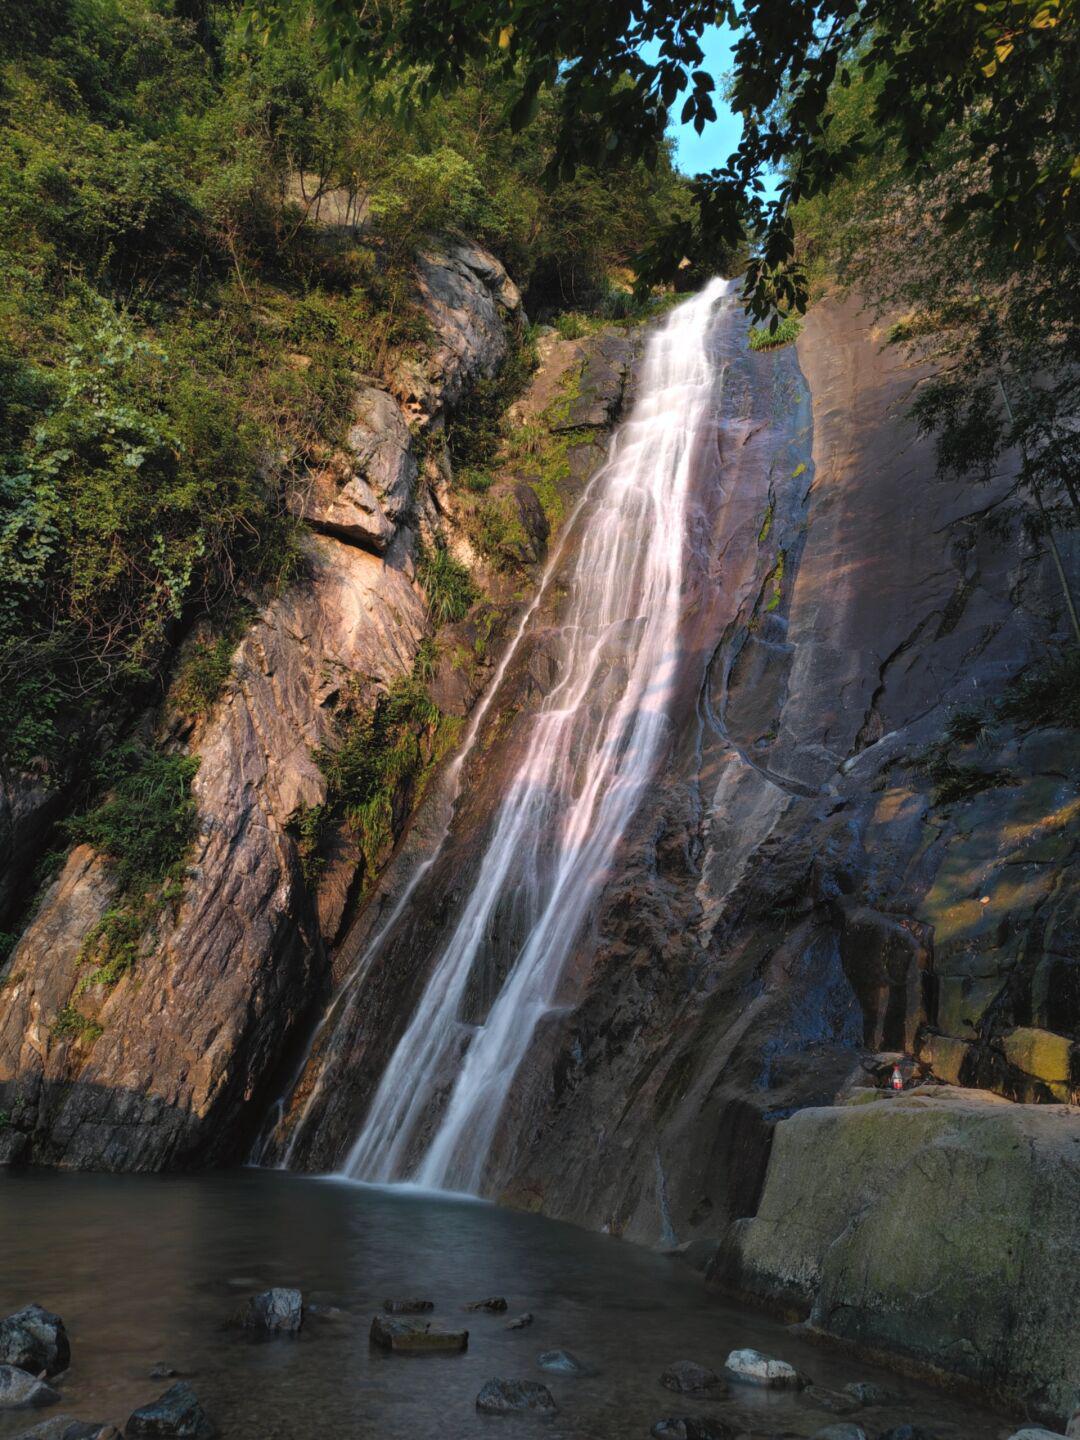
[{"x1": 0, "y1": 1169, "x2": 1012, "y2": 1439}]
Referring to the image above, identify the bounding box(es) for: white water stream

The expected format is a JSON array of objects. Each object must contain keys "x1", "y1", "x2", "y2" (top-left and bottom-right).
[{"x1": 339, "y1": 278, "x2": 733, "y2": 1192}]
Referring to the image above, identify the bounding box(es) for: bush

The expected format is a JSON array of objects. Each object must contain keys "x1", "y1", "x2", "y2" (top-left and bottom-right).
[{"x1": 999, "y1": 650, "x2": 1080, "y2": 731}]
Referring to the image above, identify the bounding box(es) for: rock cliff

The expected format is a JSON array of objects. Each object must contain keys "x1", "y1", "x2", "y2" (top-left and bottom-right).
[{"x1": 0, "y1": 242, "x2": 524, "y2": 1168}]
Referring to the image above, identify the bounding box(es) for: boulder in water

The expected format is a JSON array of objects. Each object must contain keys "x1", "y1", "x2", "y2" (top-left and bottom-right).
[
  {"x1": 505, "y1": 1313, "x2": 533, "y2": 1331},
  {"x1": 465, "y1": 1296, "x2": 508, "y2": 1313},
  {"x1": 237, "y1": 1288, "x2": 303, "y2": 1334},
  {"x1": 0, "y1": 1306, "x2": 71, "y2": 1377},
  {"x1": 0, "y1": 1368, "x2": 60, "y2": 1411},
  {"x1": 369, "y1": 1316, "x2": 467, "y2": 1353},
  {"x1": 811, "y1": 1426, "x2": 868, "y2": 1440},
  {"x1": 147, "y1": 1367, "x2": 178, "y2": 1381},
  {"x1": 382, "y1": 1299, "x2": 433, "y2": 1315},
  {"x1": 475, "y1": 1379, "x2": 556, "y2": 1415},
  {"x1": 125, "y1": 1383, "x2": 215, "y2": 1438},
  {"x1": 724, "y1": 1348, "x2": 808, "y2": 1389},
  {"x1": 659, "y1": 1361, "x2": 727, "y2": 1396},
  {"x1": 650, "y1": 1421, "x2": 735, "y2": 1440},
  {"x1": 537, "y1": 1349, "x2": 590, "y2": 1376}
]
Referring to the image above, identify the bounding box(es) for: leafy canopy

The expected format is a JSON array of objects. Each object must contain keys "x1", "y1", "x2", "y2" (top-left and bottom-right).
[{"x1": 247, "y1": 0, "x2": 1079, "y2": 317}]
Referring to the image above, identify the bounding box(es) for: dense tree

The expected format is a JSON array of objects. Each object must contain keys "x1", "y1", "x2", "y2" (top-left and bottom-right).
[{"x1": 249, "y1": 0, "x2": 1078, "y2": 318}]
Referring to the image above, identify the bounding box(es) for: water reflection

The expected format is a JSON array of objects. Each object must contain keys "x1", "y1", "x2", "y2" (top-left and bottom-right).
[{"x1": 0, "y1": 1170, "x2": 1007, "y2": 1440}]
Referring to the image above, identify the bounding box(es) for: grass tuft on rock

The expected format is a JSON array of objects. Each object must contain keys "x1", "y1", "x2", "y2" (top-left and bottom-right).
[{"x1": 749, "y1": 315, "x2": 804, "y2": 351}]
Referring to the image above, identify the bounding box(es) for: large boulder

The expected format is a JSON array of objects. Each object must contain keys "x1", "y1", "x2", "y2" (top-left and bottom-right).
[
  {"x1": 0, "y1": 1306, "x2": 70, "y2": 1377},
  {"x1": 713, "y1": 1089, "x2": 1080, "y2": 1423}
]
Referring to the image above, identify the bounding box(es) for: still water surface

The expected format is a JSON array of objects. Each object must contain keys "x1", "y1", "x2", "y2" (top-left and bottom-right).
[{"x1": 0, "y1": 1170, "x2": 1011, "y2": 1439}]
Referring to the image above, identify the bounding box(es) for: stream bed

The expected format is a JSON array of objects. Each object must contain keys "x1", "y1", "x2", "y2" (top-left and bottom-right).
[{"x1": 0, "y1": 1169, "x2": 1013, "y2": 1439}]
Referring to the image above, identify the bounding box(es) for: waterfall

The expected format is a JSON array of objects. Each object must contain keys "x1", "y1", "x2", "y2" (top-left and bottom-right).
[{"x1": 337, "y1": 277, "x2": 734, "y2": 1193}]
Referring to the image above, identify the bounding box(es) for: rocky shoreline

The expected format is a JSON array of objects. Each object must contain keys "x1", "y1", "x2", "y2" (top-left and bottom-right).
[{"x1": 2, "y1": 1288, "x2": 1070, "y2": 1440}]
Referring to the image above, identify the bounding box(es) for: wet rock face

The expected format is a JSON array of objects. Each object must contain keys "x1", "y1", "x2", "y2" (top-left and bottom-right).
[{"x1": 0, "y1": 241, "x2": 520, "y2": 1172}]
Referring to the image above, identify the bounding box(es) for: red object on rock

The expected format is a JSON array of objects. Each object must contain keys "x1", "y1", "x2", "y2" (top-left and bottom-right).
[{"x1": 890, "y1": 1065, "x2": 904, "y2": 1091}]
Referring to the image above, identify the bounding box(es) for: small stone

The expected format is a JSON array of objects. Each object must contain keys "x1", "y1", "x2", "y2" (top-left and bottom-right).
[
  {"x1": 10, "y1": 1421, "x2": 118, "y2": 1440},
  {"x1": 842, "y1": 1381, "x2": 896, "y2": 1407},
  {"x1": 537, "y1": 1350, "x2": 589, "y2": 1376},
  {"x1": 724, "y1": 1348, "x2": 808, "y2": 1389},
  {"x1": 0, "y1": 1306, "x2": 71, "y2": 1378},
  {"x1": 811, "y1": 1426, "x2": 868, "y2": 1440},
  {"x1": 382, "y1": 1299, "x2": 434, "y2": 1315},
  {"x1": 238, "y1": 1287, "x2": 303, "y2": 1334},
  {"x1": 0, "y1": 1367, "x2": 60, "y2": 1411},
  {"x1": 650, "y1": 1422, "x2": 735, "y2": 1440},
  {"x1": 148, "y1": 1366, "x2": 178, "y2": 1381},
  {"x1": 659, "y1": 1361, "x2": 727, "y2": 1396},
  {"x1": 125, "y1": 1383, "x2": 215, "y2": 1438},
  {"x1": 505, "y1": 1313, "x2": 533, "y2": 1330},
  {"x1": 465, "y1": 1296, "x2": 508, "y2": 1313},
  {"x1": 369, "y1": 1316, "x2": 468, "y2": 1353},
  {"x1": 807, "y1": 1385, "x2": 861, "y2": 1415},
  {"x1": 475, "y1": 1379, "x2": 556, "y2": 1415}
]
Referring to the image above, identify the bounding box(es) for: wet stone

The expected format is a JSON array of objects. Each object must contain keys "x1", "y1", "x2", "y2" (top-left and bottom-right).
[
  {"x1": 878, "y1": 1428, "x2": 942, "y2": 1440},
  {"x1": 11, "y1": 1421, "x2": 118, "y2": 1440},
  {"x1": 724, "y1": 1348, "x2": 808, "y2": 1389},
  {"x1": 382, "y1": 1299, "x2": 434, "y2": 1315},
  {"x1": 843, "y1": 1381, "x2": 897, "y2": 1407},
  {"x1": 0, "y1": 1306, "x2": 71, "y2": 1378},
  {"x1": 465, "y1": 1297, "x2": 508, "y2": 1313},
  {"x1": 659, "y1": 1361, "x2": 727, "y2": 1396},
  {"x1": 811, "y1": 1426, "x2": 868, "y2": 1440},
  {"x1": 650, "y1": 1421, "x2": 735, "y2": 1440},
  {"x1": 807, "y1": 1386, "x2": 862, "y2": 1415},
  {"x1": 147, "y1": 1367, "x2": 178, "y2": 1381},
  {"x1": 1006, "y1": 1431, "x2": 1070, "y2": 1440},
  {"x1": 0, "y1": 1368, "x2": 60, "y2": 1411},
  {"x1": 125, "y1": 1384, "x2": 215, "y2": 1439},
  {"x1": 369, "y1": 1316, "x2": 468, "y2": 1353},
  {"x1": 238, "y1": 1287, "x2": 303, "y2": 1334},
  {"x1": 505, "y1": 1313, "x2": 533, "y2": 1330},
  {"x1": 537, "y1": 1350, "x2": 589, "y2": 1376},
  {"x1": 475, "y1": 1379, "x2": 556, "y2": 1415}
]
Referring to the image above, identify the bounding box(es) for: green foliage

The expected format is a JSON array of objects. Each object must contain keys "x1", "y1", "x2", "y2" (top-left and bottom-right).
[
  {"x1": 0, "y1": 931, "x2": 15, "y2": 964},
  {"x1": 416, "y1": 543, "x2": 475, "y2": 626},
  {"x1": 749, "y1": 317, "x2": 803, "y2": 352},
  {"x1": 256, "y1": 0, "x2": 1079, "y2": 322},
  {"x1": 0, "y1": 3, "x2": 683, "y2": 777},
  {"x1": 64, "y1": 742, "x2": 199, "y2": 989},
  {"x1": 171, "y1": 608, "x2": 252, "y2": 717},
  {"x1": 51, "y1": 1004, "x2": 103, "y2": 1043},
  {"x1": 765, "y1": 551, "x2": 786, "y2": 612},
  {"x1": 295, "y1": 664, "x2": 459, "y2": 888}
]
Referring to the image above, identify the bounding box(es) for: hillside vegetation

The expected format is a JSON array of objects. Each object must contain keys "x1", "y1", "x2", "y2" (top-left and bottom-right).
[{"x1": 0, "y1": 0, "x2": 686, "y2": 780}]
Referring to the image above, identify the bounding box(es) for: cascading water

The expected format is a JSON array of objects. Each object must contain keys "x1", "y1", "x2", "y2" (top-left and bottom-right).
[{"x1": 332, "y1": 276, "x2": 735, "y2": 1193}]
